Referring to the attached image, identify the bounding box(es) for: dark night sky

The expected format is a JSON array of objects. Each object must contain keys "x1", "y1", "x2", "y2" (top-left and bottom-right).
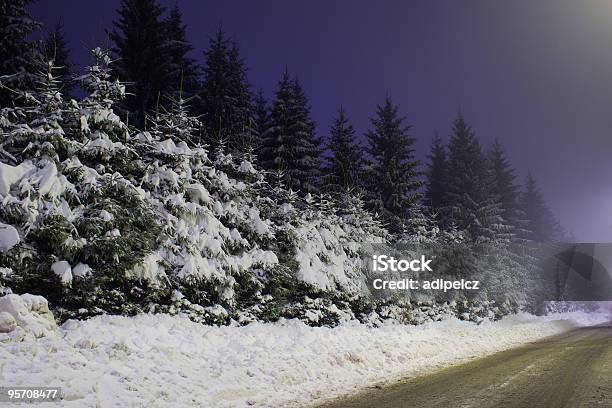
[{"x1": 29, "y1": 0, "x2": 612, "y2": 242}]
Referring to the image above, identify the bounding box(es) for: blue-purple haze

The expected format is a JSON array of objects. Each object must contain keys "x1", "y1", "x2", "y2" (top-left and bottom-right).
[{"x1": 29, "y1": 0, "x2": 612, "y2": 242}]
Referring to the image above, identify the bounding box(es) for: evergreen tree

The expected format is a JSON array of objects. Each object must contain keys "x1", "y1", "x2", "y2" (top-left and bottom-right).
[
  {"x1": 43, "y1": 24, "x2": 73, "y2": 97},
  {"x1": 445, "y1": 113, "x2": 502, "y2": 240},
  {"x1": 289, "y1": 77, "x2": 321, "y2": 193},
  {"x1": 163, "y1": 6, "x2": 200, "y2": 101},
  {"x1": 108, "y1": 0, "x2": 172, "y2": 128},
  {"x1": 260, "y1": 71, "x2": 321, "y2": 194},
  {"x1": 489, "y1": 140, "x2": 521, "y2": 230},
  {"x1": 519, "y1": 173, "x2": 558, "y2": 242},
  {"x1": 150, "y1": 94, "x2": 200, "y2": 146},
  {"x1": 252, "y1": 88, "x2": 269, "y2": 150},
  {"x1": 325, "y1": 106, "x2": 363, "y2": 191},
  {"x1": 199, "y1": 28, "x2": 254, "y2": 152},
  {"x1": 424, "y1": 135, "x2": 448, "y2": 218},
  {"x1": 227, "y1": 43, "x2": 256, "y2": 151},
  {"x1": 0, "y1": 50, "x2": 162, "y2": 316},
  {"x1": 0, "y1": 0, "x2": 42, "y2": 107},
  {"x1": 364, "y1": 94, "x2": 421, "y2": 233}
]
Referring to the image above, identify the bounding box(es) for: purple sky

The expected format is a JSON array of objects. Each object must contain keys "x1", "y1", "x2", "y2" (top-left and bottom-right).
[{"x1": 29, "y1": 0, "x2": 612, "y2": 242}]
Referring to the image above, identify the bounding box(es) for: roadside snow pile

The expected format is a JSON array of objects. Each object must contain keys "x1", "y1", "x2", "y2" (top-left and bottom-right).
[
  {"x1": 0, "y1": 294, "x2": 57, "y2": 341},
  {"x1": 1, "y1": 307, "x2": 608, "y2": 408}
]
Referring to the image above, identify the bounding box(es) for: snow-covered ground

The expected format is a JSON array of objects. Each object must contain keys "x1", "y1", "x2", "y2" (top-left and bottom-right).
[{"x1": 0, "y1": 294, "x2": 609, "y2": 408}]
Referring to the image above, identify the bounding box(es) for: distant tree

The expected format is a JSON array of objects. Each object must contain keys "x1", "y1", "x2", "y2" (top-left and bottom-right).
[
  {"x1": 0, "y1": 0, "x2": 42, "y2": 107},
  {"x1": 252, "y1": 88, "x2": 269, "y2": 150},
  {"x1": 109, "y1": 0, "x2": 172, "y2": 128},
  {"x1": 199, "y1": 28, "x2": 254, "y2": 152},
  {"x1": 258, "y1": 71, "x2": 292, "y2": 175},
  {"x1": 227, "y1": 43, "x2": 256, "y2": 151},
  {"x1": 325, "y1": 106, "x2": 363, "y2": 191},
  {"x1": 519, "y1": 173, "x2": 559, "y2": 242},
  {"x1": 364, "y1": 94, "x2": 421, "y2": 233},
  {"x1": 259, "y1": 70, "x2": 321, "y2": 194},
  {"x1": 445, "y1": 113, "x2": 502, "y2": 240},
  {"x1": 286, "y1": 76, "x2": 321, "y2": 194},
  {"x1": 424, "y1": 135, "x2": 448, "y2": 219},
  {"x1": 43, "y1": 24, "x2": 73, "y2": 97},
  {"x1": 489, "y1": 140, "x2": 521, "y2": 230},
  {"x1": 163, "y1": 6, "x2": 200, "y2": 102}
]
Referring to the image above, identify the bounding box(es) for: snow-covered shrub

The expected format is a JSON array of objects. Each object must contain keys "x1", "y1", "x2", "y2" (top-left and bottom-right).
[
  {"x1": 0, "y1": 48, "x2": 537, "y2": 328},
  {"x1": 0, "y1": 52, "x2": 164, "y2": 318}
]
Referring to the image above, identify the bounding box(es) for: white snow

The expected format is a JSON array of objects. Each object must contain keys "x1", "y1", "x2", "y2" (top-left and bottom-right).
[
  {"x1": 238, "y1": 160, "x2": 256, "y2": 174},
  {"x1": 0, "y1": 161, "x2": 34, "y2": 196},
  {"x1": 128, "y1": 253, "x2": 168, "y2": 283},
  {"x1": 0, "y1": 301, "x2": 609, "y2": 408},
  {"x1": 72, "y1": 263, "x2": 91, "y2": 278},
  {"x1": 0, "y1": 294, "x2": 57, "y2": 339},
  {"x1": 51, "y1": 261, "x2": 73, "y2": 286},
  {"x1": 0, "y1": 223, "x2": 19, "y2": 252}
]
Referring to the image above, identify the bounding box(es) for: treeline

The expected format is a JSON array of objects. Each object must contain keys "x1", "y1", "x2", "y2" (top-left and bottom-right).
[
  {"x1": 0, "y1": 0, "x2": 570, "y2": 325},
  {"x1": 0, "y1": 0, "x2": 563, "y2": 243}
]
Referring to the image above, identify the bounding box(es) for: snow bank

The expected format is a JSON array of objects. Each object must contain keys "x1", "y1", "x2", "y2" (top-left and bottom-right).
[
  {"x1": 0, "y1": 307, "x2": 608, "y2": 408},
  {"x1": 0, "y1": 294, "x2": 57, "y2": 340}
]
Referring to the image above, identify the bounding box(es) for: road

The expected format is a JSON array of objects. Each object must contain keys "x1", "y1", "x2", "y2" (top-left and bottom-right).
[{"x1": 318, "y1": 322, "x2": 612, "y2": 408}]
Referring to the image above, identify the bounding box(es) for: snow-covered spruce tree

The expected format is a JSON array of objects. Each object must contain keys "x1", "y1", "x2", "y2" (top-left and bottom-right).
[
  {"x1": 1, "y1": 49, "x2": 166, "y2": 320},
  {"x1": 0, "y1": 0, "x2": 43, "y2": 107},
  {"x1": 364, "y1": 94, "x2": 422, "y2": 234},
  {"x1": 128, "y1": 90, "x2": 281, "y2": 325},
  {"x1": 248, "y1": 172, "x2": 390, "y2": 326},
  {"x1": 324, "y1": 107, "x2": 364, "y2": 192},
  {"x1": 0, "y1": 59, "x2": 76, "y2": 303},
  {"x1": 149, "y1": 94, "x2": 200, "y2": 146},
  {"x1": 49, "y1": 49, "x2": 164, "y2": 318}
]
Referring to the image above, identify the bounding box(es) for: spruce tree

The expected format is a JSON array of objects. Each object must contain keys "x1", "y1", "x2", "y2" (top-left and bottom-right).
[
  {"x1": 0, "y1": 0, "x2": 42, "y2": 107},
  {"x1": 289, "y1": 77, "x2": 321, "y2": 194},
  {"x1": 325, "y1": 106, "x2": 363, "y2": 191},
  {"x1": 260, "y1": 71, "x2": 321, "y2": 194},
  {"x1": 199, "y1": 28, "x2": 254, "y2": 152},
  {"x1": 163, "y1": 6, "x2": 200, "y2": 102},
  {"x1": 489, "y1": 140, "x2": 521, "y2": 230},
  {"x1": 445, "y1": 113, "x2": 502, "y2": 240},
  {"x1": 259, "y1": 71, "x2": 292, "y2": 177},
  {"x1": 424, "y1": 135, "x2": 448, "y2": 218},
  {"x1": 43, "y1": 24, "x2": 73, "y2": 97},
  {"x1": 108, "y1": 0, "x2": 172, "y2": 128},
  {"x1": 364, "y1": 94, "x2": 421, "y2": 233},
  {"x1": 519, "y1": 174, "x2": 558, "y2": 242},
  {"x1": 227, "y1": 43, "x2": 256, "y2": 152},
  {"x1": 252, "y1": 89, "x2": 269, "y2": 150}
]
